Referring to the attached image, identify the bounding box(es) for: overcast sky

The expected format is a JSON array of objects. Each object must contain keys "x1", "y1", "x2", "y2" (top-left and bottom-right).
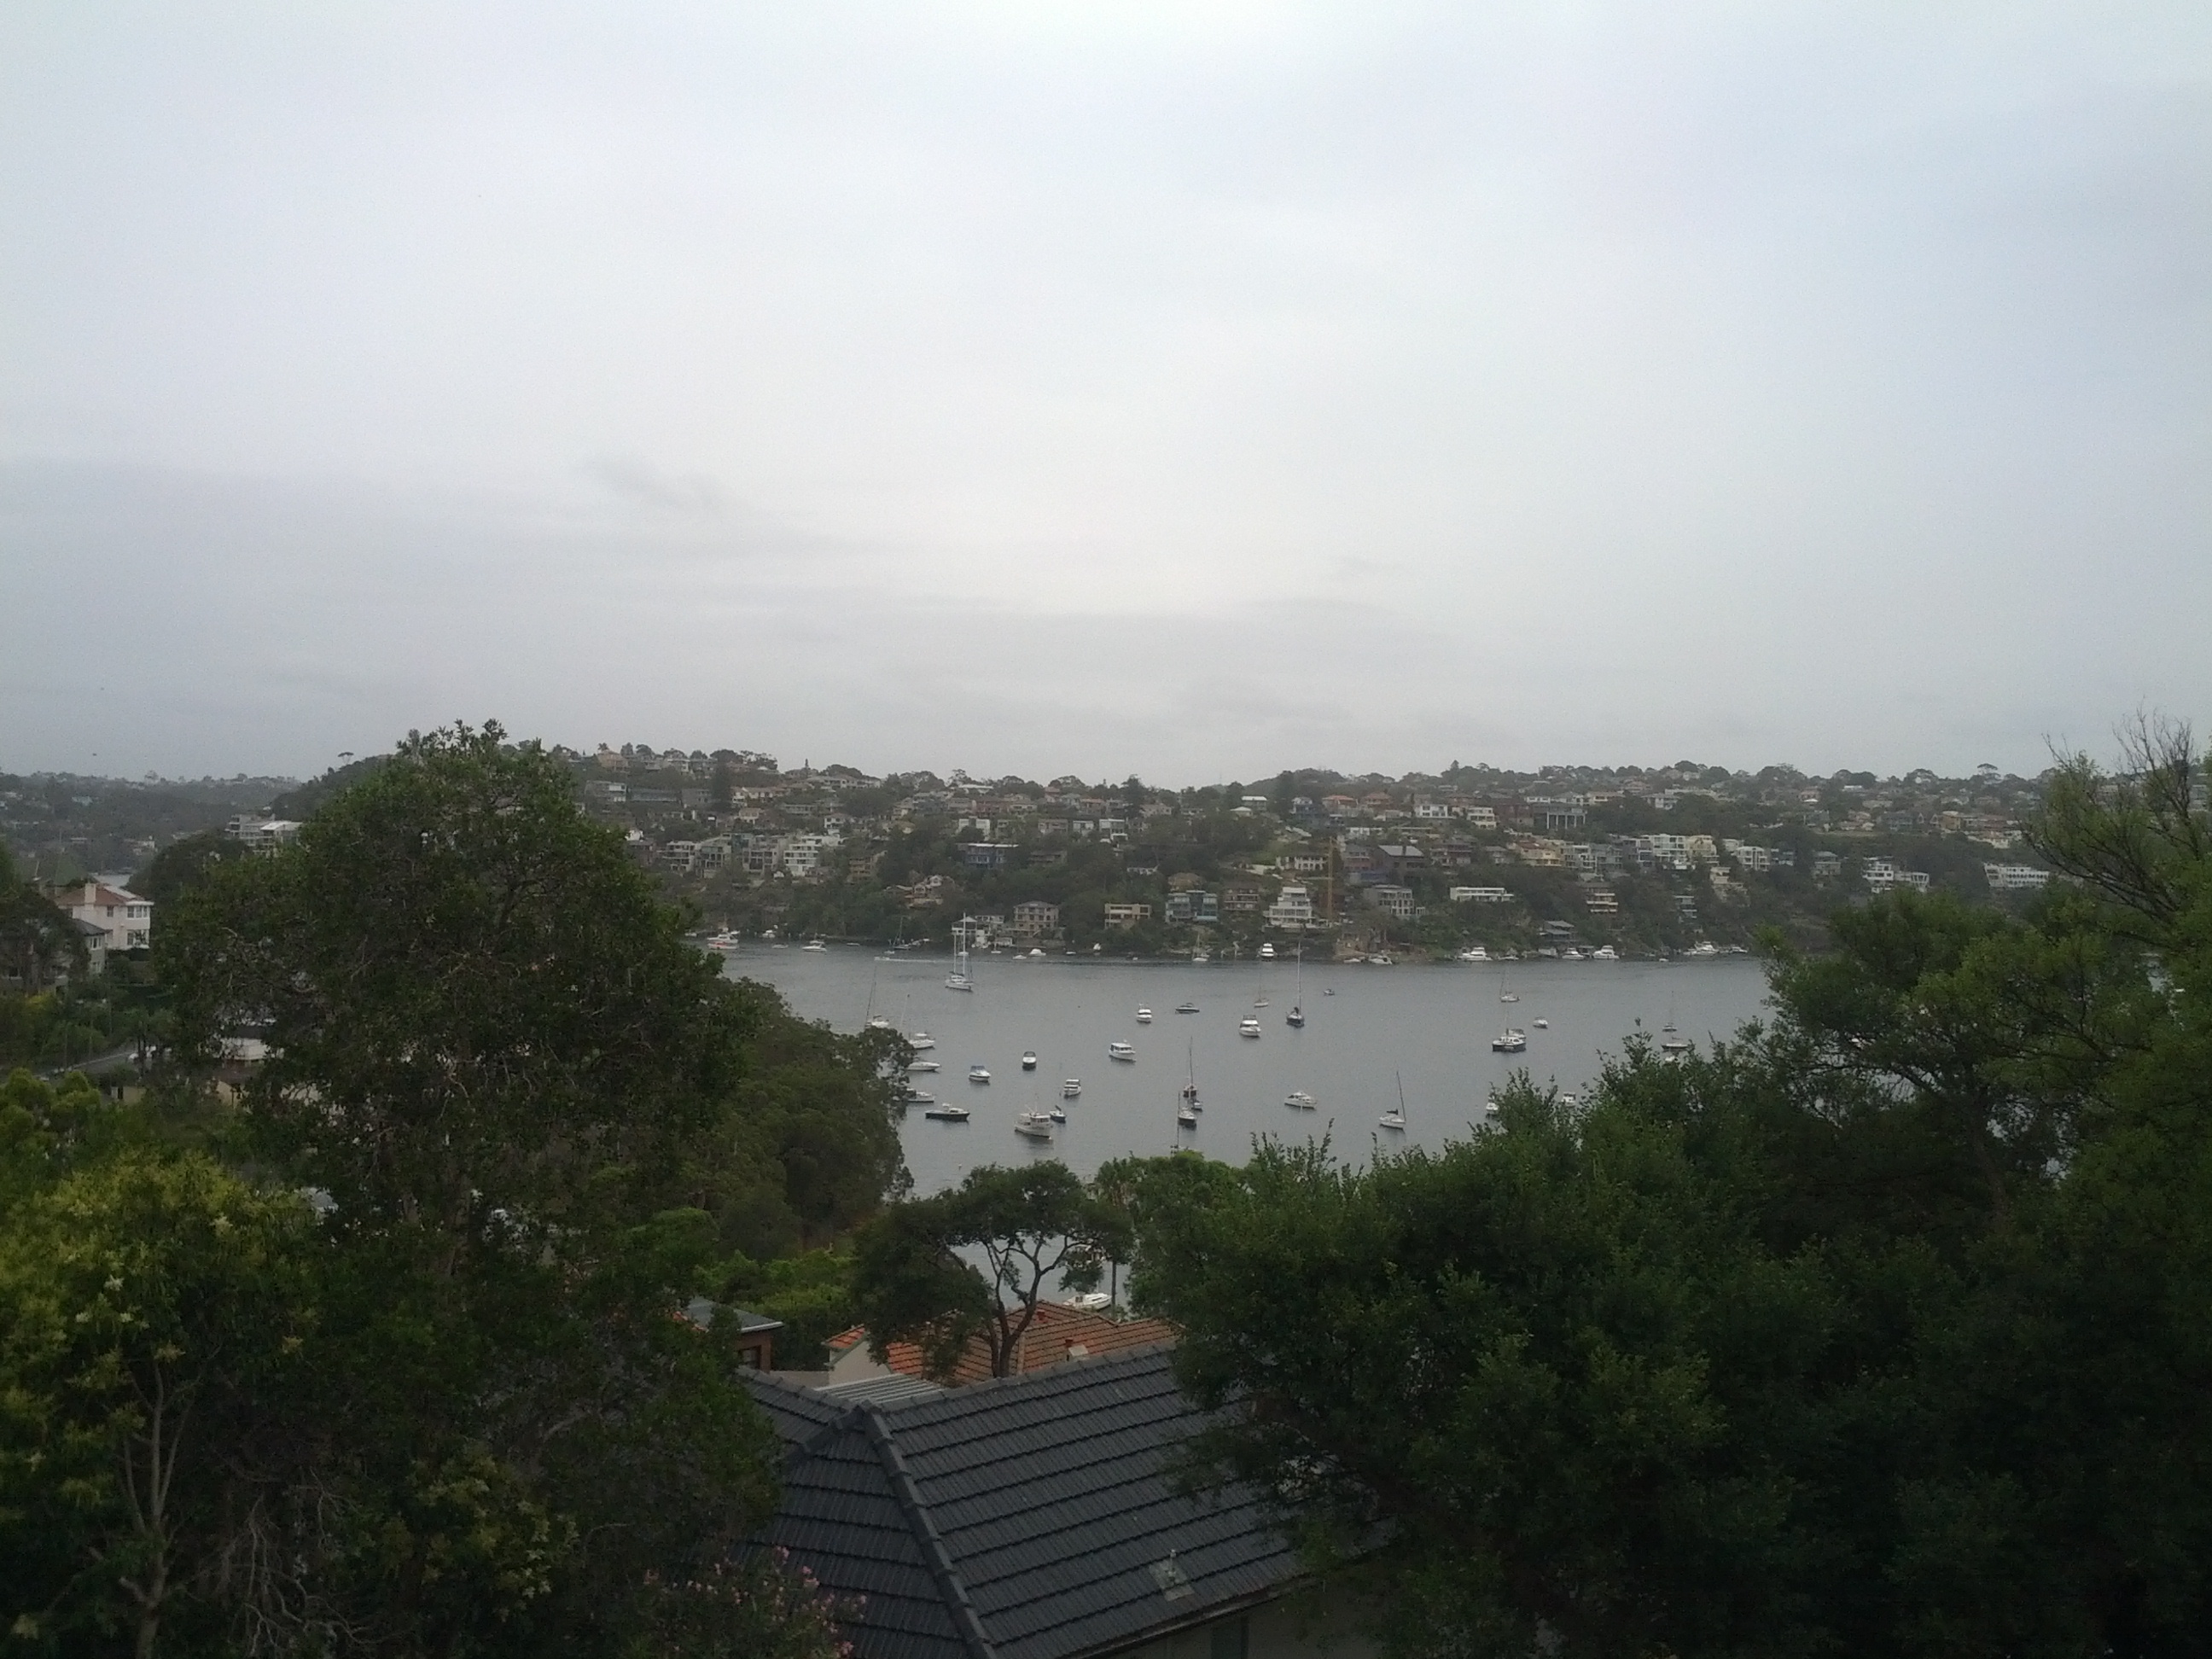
[{"x1": 3, "y1": 3, "x2": 2208, "y2": 784}]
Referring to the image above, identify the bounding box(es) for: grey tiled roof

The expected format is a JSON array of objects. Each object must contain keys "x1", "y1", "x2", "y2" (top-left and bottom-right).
[{"x1": 746, "y1": 1347, "x2": 1303, "y2": 1659}]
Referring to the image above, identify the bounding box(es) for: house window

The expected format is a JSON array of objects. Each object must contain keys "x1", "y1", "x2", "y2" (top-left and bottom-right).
[{"x1": 1208, "y1": 1616, "x2": 1248, "y2": 1659}]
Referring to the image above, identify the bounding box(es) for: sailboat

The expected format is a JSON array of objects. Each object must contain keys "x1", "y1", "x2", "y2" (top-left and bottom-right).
[
  {"x1": 945, "y1": 917, "x2": 975, "y2": 992},
  {"x1": 864, "y1": 963, "x2": 891, "y2": 1031},
  {"x1": 1285, "y1": 945, "x2": 1306, "y2": 1028},
  {"x1": 1379, "y1": 1072, "x2": 1408, "y2": 1132},
  {"x1": 1181, "y1": 1041, "x2": 1202, "y2": 1110}
]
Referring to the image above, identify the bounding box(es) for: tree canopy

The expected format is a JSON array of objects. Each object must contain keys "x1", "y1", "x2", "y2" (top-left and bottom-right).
[
  {"x1": 852, "y1": 1161, "x2": 1131, "y2": 1380},
  {"x1": 3, "y1": 724, "x2": 903, "y2": 1657},
  {"x1": 1129, "y1": 720, "x2": 2212, "y2": 1657}
]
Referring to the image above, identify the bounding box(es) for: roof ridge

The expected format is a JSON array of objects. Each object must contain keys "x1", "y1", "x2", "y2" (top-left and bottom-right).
[{"x1": 864, "y1": 1405, "x2": 999, "y2": 1659}]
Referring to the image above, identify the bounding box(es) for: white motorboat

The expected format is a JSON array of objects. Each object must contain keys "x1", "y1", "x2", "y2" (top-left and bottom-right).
[
  {"x1": 1015, "y1": 1111, "x2": 1055, "y2": 1141},
  {"x1": 923, "y1": 1102, "x2": 970, "y2": 1121},
  {"x1": 1021, "y1": 1051, "x2": 1038, "y2": 1070},
  {"x1": 1492, "y1": 1028, "x2": 1527, "y2": 1053},
  {"x1": 1048, "y1": 1103, "x2": 1068, "y2": 1124},
  {"x1": 866, "y1": 1016, "x2": 893, "y2": 1032},
  {"x1": 1109, "y1": 1041, "x2": 1136, "y2": 1062},
  {"x1": 1258, "y1": 942, "x2": 1276, "y2": 959},
  {"x1": 1238, "y1": 1018, "x2": 1261, "y2": 1039},
  {"x1": 1592, "y1": 946, "x2": 1619, "y2": 960},
  {"x1": 1457, "y1": 946, "x2": 1490, "y2": 962},
  {"x1": 1368, "y1": 954, "x2": 1394, "y2": 966},
  {"x1": 1174, "y1": 1000, "x2": 1199, "y2": 1015},
  {"x1": 1688, "y1": 941, "x2": 1720, "y2": 958},
  {"x1": 1190, "y1": 952, "x2": 1209, "y2": 964},
  {"x1": 1534, "y1": 1017, "x2": 1550, "y2": 1030},
  {"x1": 969, "y1": 1063, "x2": 992, "y2": 1084},
  {"x1": 1561, "y1": 948, "x2": 1585, "y2": 961},
  {"x1": 903, "y1": 1089, "x2": 934, "y2": 1105},
  {"x1": 909, "y1": 1031, "x2": 935, "y2": 1051},
  {"x1": 704, "y1": 928, "x2": 743, "y2": 952},
  {"x1": 1177, "y1": 1101, "x2": 1199, "y2": 1127},
  {"x1": 907, "y1": 1058, "x2": 940, "y2": 1073},
  {"x1": 1136, "y1": 1007, "x2": 1154, "y2": 1023},
  {"x1": 1284, "y1": 1090, "x2": 1318, "y2": 1109},
  {"x1": 802, "y1": 939, "x2": 829, "y2": 952},
  {"x1": 1062, "y1": 1078, "x2": 1082, "y2": 1097}
]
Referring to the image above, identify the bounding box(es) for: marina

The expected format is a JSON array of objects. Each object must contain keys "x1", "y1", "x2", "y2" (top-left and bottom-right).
[{"x1": 721, "y1": 945, "x2": 1770, "y2": 1195}]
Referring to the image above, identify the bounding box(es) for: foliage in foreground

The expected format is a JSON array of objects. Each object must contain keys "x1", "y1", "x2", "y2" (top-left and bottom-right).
[
  {"x1": 1, "y1": 725, "x2": 899, "y2": 1658},
  {"x1": 1131, "y1": 721, "x2": 2212, "y2": 1658}
]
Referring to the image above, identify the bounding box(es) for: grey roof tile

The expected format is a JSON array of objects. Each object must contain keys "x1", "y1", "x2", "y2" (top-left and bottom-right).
[{"x1": 744, "y1": 1347, "x2": 1306, "y2": 1659}]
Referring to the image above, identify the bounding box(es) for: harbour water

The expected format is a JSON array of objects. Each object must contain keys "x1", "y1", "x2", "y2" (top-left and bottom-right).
[{"x1": 724, "y1": 946, "x2": 1773, "y2": 1196}]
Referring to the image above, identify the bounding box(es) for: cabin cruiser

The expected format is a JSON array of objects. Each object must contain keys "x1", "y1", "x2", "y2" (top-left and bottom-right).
[
  {"x1": 1109, "y1": 1041, "x2": 1136, "y2": 1062},
  {"x1": 903, "y1": 1089, "x2": 934, "y2": 1105},
  {"x1": 1021, "y1": 1051, "x2": 1038, "y2": 1070},
  {"x1": 1015, "y1": 1111, "x2": 1055, "y2": 1142},
  {"x1": 907, "y1": 1058, "x2": 940, "y2": 1073},
  {"x1": 1284, "y1": 1090, "x2": 1318, "y2": 1110},
  {"x1": 1258, "y1": 942, "x2": 1276, "y2": 959},
  {"x1": 802, "y1": 939, "x2": 829, "y2": 952},
  {"x1": 923, "y1": 1102, "x2": 969, "y2": 1121},
  {"x1": 909, "y1": 1031, "x2": 935, "y2": 1050},
  {"x1": 968, "y1": 1063, "x2": 992, "y2": 1084},
  {"x1": 1238, "y1": 1018, "x2": 1261, "y2": 1039},
  {"x1": 1687, "y1": 941, "x2": 1720, "y2": 958},
  {"x1": 1533, "y1": 1018, "x2": 1550, "y2": 1030},
  {"x1": 1457, "y1": 946, "x2": 1490, "y2": 962},
  {"x1": 704, "y1": 928, "x2": 743, "y2": 953},
  {"x1": 1492, "y1": 1028, "x2": 1528, "y2": 1053},
  {"x1": 1174, "y1": 1000, "x2": 1199, "y2": 1015},
  {"x1": 1136, "y1": 1008, "x2": 1154, "y2": 1023},
  {"x1": 1062, "y1": 1078, "x2": 1082, "y2": 1097},
  {"x1": 1592, "y1": 946, "x2": 1619, "y2": 960}
]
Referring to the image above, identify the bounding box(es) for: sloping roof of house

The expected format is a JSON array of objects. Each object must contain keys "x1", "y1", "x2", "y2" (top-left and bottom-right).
[
  {"x1": 826, "y1": 1303, "x2": 1181, "y2": 1390},
  {"x1": 746, "y1": 1346, "x2": 1301, "y2": 1659}
]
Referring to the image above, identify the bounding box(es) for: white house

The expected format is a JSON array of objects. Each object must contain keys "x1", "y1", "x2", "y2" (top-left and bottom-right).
[
  {"x1": 61, "y1": 882, "x2": 154, "y2": 955},
  {"x1": 1266, "y1": 885, "x2": 1316, "y2": 929}
]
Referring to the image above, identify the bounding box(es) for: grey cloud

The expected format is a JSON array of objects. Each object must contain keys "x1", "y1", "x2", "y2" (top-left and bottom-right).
[{"x1": 3, "y1": 5, "x2": 2208, "y2": 781}]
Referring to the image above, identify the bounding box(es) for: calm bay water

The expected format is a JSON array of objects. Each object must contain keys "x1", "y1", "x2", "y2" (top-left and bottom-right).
[{"x1": 725, "y1": 946, "x2": 1773, "y2": 1196}]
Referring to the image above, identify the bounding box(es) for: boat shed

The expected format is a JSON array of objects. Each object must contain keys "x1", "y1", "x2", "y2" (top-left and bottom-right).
[{"x1": 743, "y1": 1346, "x2": 1374, "y2": 1659}]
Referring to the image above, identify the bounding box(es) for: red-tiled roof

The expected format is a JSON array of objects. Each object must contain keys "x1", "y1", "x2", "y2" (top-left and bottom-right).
[{"x1": 838, "y1": 1303, "x2": 1179, "y2": 1386}]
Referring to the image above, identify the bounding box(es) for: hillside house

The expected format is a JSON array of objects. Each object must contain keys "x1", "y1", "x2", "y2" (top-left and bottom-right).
[{"x1": 59, "y1": 881, "x2": 153, "y2": 954}]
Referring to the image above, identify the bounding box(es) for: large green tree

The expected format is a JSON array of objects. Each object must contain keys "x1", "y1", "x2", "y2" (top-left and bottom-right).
[{"x1": 42, "y1": 721, "x2": 885, "y2": 1657}]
